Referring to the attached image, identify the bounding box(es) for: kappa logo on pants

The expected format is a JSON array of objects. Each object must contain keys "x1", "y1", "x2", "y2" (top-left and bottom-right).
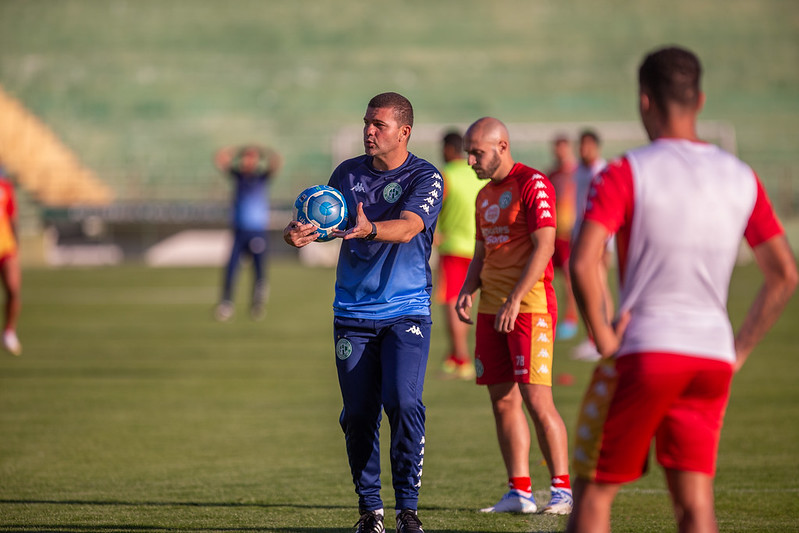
[{"x1": 405, "y1": 325, "x2": 424, "y2": 338}]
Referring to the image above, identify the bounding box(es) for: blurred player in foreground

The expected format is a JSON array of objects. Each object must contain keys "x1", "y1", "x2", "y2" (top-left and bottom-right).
[
  {"x1": 567, "y1": 46, "x2": 797, "y2": 533},
  {"x1": 546, "y1": 135, "x2": 579, "y2": 340},
  {"x1": 456, "y1": 117, "x2": 572, "y2": 515},
  {"x1": 214, "y1": 144, "x2": 281, "y2": 322},
  {"x1": 0, "y1": 165, "x2": 21, "y2": 356},
  {"x1": 284, "y1": 92, "x2": 441, "y2": 533},
  {"x1": 436, "y1": 130, "x2": 483, "y2": 379}
]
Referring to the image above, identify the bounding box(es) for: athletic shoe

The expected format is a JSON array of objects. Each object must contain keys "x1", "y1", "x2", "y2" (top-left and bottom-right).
[
  {"x1": 354, "y1": 510, "x2": 384, "y2": 533},
  {"x1": 396, "y1": 509, "x2": 423, "y2": 533},
  {"x1": 571, "y1": 339, "x2": 601, "y2": 362},
  {"x1": 556, "y1": 319, "x2": 578, "y2": 340},
  {"x1": 541, "y1": 487, "x2": 573, "y2": 515},
  {"x1": 3, "y1": 330, "x2": 21, "y2": 356},
  {"x1": 479, "y1": 489, "x2": 537, "y2": 513},
  {"x1": 456, "y1": 362, "x2": 476, "y2": 380},
  {"x1": 214, "y1": 301, "x2": 234, "y2": 322},
  {"x1": 250, "y1": 303, "x2": 266, "y2": 321},
  {"x1": 440, "y1": 355, "x2": 475, "y2": 380}
]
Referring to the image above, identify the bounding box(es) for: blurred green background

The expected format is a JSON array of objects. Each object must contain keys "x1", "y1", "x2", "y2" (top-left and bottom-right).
[{"x1": 1, "y1": 0, "x2": 797, "y2": 208}]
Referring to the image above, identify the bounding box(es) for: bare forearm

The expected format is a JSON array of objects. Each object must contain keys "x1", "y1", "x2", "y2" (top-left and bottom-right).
[
  {"x1": 734, "y1": 235, "x2": 798, "y2": 370},
  {"x1": 370, "y1": 218, "x2": 422, "y2": 243},
  {"x1": 735, "y1": 278, "x2": 796, "y2": 366},
  {"x1": 461, "y1": 256, "x2": 483, "y2": 296}
]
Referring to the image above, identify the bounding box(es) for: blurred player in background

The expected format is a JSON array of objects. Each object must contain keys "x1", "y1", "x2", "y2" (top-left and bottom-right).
[
  {"x1": 456, "y1": 117, "x2": 572, "y2": 515},
  {"x1": 436, "y1": 130, "x2": 483, "y2": 380},
  {"x1": 571, "y1": 130, "x2": 612, "y2": 361},
  {"x1": 546, "y1": 135, "x2": 579, "y2": 340},
  {"x1": 214, "y1": 144, "x2": 282, "y2": 322},
  {"x1": 567, "y1": 46, "x2": 797, "y2": 533},
  {"x1": 284, "y1": 92, "x2": 441, "y2": 533},
  {"x1": 0, "y1": 165, "x2": 21, "y2": 356}
]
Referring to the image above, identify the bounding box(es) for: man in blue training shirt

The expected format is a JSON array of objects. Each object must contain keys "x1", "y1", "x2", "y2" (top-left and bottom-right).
[
  {"x1": 284, "y1": 92, "x2": 442, "y2": 533},
  {"x1": 214, "y1": 144, "x2": 282, "y2": 322}
]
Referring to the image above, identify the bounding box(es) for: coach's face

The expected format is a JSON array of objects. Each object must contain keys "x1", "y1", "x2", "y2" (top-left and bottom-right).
[{"x1": 363, "y1": 106, "x2": 408, "y2": 159}]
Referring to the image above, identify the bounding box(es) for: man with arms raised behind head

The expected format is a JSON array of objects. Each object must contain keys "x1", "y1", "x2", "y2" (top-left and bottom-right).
[
  {"x1": 567, "y1": 46, "x2": 797, "y2": 533},
  {"x1": 456, "y1": 117, "x2": 573, "y2": 516},
  {"x1": 284, "y1": 92, "x2": 442, "y2": 533}
]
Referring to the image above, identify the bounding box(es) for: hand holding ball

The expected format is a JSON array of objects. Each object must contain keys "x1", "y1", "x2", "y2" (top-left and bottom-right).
[{"x1": 294, "y1": 185, "x2": 349, "y2": 242}]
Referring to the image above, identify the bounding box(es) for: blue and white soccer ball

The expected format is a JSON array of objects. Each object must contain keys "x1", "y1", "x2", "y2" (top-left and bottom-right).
[{"x1": 294, "y1": 185, "x2": 349, "y2": 242}]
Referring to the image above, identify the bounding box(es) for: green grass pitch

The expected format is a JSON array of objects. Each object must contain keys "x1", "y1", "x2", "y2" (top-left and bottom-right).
[{"x1": 0, "y1": 260, "x2": 797, "y2": 532}]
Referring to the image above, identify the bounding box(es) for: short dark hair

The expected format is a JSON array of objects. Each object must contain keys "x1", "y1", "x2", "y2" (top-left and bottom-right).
[
  {"x1": 579, "y1": 129, "x2": 600, "y2": 145},
  {"x1": 638, "y1": 46, "x2": 702, "y2": 112},
  {"x1": 442, "y1": 130, "x2": 463, "y2": 152},
  {"x1": 368, "y1": 92, "x2": 414, "y2": 128}
]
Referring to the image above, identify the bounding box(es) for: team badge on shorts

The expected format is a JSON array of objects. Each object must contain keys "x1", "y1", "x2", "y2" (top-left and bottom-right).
[
  {"x1": 499, "y1": 191, "x2": 512, "y2": 209},
  {"x1": 336, "y1": 338, "x2": 353, "y2": 360},
  {"x1": 474, "y1": 358, "x2": 484, "y2": 378},
  {"x1": 383, "y1": 182, "x2": 403, "y2": 203}
]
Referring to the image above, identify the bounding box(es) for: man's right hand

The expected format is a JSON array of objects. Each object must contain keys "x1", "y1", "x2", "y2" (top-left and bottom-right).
[{"x1": 455, "y1": 292, "x2": 474, "y2": 325}]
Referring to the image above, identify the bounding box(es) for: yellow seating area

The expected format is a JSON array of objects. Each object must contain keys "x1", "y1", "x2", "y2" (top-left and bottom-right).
[{"x1": 0, "y1": 85, "x2": 113, "y2": 207}]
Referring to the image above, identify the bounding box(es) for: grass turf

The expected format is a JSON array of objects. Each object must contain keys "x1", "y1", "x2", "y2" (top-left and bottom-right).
[{"x1": 0, "y1": 260, "x2": 797, "y2": 532}]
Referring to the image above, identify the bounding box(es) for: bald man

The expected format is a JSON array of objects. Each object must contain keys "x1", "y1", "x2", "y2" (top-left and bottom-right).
[{"x1": 456, "y1": 117, "x2": 572, "y2": 515}]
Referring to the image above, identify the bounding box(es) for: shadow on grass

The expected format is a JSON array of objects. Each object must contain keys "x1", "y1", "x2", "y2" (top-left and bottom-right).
[
  {"x1": 0, "y1": 499, "x2": 349, "y2": 510},
  {"x1": 0, "y1": 500, "x2": 563, "y2": 532}
]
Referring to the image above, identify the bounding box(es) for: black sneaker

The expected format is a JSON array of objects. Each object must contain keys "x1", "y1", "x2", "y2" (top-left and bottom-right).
[
  {"x1": 354, "y1": 510, "x2": 384, "y2": 533},
  {"x1": 396, "y1": 509, "x2": 423, "y2": 533}
]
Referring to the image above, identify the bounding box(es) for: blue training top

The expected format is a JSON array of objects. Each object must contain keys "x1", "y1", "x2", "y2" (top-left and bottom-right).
[
  {"x1": 231, "y1": 170, "x2": 272, "y2": 231},
  {"x1": 329, "y1": 153, "x2": 443, "y2": 319}
]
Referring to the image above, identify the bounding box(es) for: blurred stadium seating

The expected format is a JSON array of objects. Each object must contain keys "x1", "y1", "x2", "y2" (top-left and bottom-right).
[{"x1": 0, "y1": 0, "x2": 796, "y2": 263}]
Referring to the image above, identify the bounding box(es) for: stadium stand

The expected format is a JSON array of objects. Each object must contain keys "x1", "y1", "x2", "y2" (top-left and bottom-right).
[{"x1": 0, "y1": 85, "x2": 113, "y2": 207}]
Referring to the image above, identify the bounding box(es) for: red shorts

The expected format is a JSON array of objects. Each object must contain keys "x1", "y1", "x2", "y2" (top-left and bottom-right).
[
  {"x1": 552, "y1": 237, "x2": 571, "y2": 269},
  {"x1": 573, "y1": 353, "x2": 733, "y2": 484},
  {"x1": 436, "y1": 255, "x2": 471, "y2": 303},
  {"x1": 474, "y1": 312, "x2": 555, "y2": 386}
]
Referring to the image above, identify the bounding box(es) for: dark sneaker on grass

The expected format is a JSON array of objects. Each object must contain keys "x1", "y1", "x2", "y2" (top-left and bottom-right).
[
  {"x1": 396, "y1": 509, "x2": 423, "y2": 533},
  {"x1": 354, "y1": 510, "x2": 384, "y2": 533}
]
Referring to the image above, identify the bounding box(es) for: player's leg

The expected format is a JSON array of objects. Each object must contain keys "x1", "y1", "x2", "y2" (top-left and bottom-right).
[
  {"x1": 656, "y1": 356, "x2": 731, "y2": 533},
  {"x1": 481, "y1": 384, "x2": 538, "y2": 513},
  {"x1": 438, "y1": 256, "x2": 474, "y2": 379},
  {"x1": 248, "y1": 231, "x2": 268, "y2": 319},
  {"x1": 216, "y1": 230, "x2": 245, "y2": 321},
  {"x1": 664, "y1": 469, "x2": 718, "y2": 533},
  {"x1": 380, "y1": 315, "x2": 430, "y2": 514},
  {"x1": 475, "y1": 313, "x2": 536, "y2": 513},
  {"x1": 553, "y1": 238, "x2": 578, "y2": 340},
  {"x1": 521, "y1": 384, "x2": 570, "y2": 477},
  {"x1": 488, "y1": 382, "x2": 531, "y2": 480},
  {"x1": 0, "y1": 255, "x2": 21, "y2": 355},
  {"x1": 512, "y1": 313, "x2": 571, "y2": 513},
  {"x1": 334, "y1": 317, "x2": 385, "y2": 514},
  {"x1": 566, "y1": 478, "x2": 620, "y2": 533}
]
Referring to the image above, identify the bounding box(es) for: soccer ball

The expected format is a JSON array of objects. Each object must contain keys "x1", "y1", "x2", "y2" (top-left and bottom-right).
[{"x1": 294, "y1": 185, "x2": 348, "y2": 242}]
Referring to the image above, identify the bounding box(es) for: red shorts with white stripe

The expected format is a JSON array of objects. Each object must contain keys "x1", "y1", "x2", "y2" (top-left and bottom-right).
[
  {"x1": 573, "y1": 353, "x2": 733, "y2": 484},
  {"x1": 474, "y1": 312, "x2": 555, "y2": 386}
]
